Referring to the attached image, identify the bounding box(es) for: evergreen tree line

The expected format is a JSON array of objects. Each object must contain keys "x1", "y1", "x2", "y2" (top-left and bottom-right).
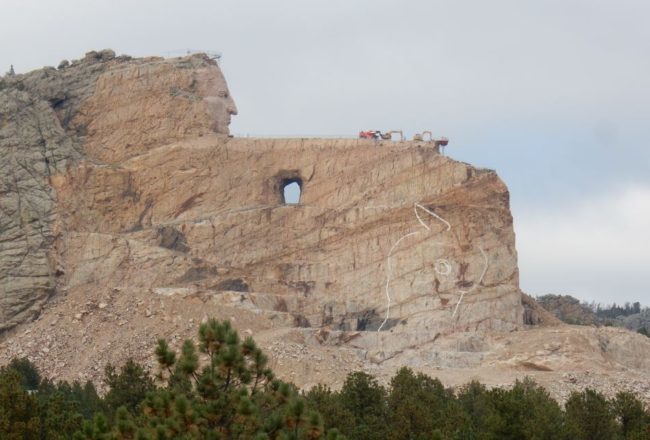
[
  {"x1": 0, "y1": 319, "x2": 648, "y2": 439},
  {"x1": 589, "y1": 301, "x2": 646, "y2": 319},
  {"x1": 588, "y1": 301, "x2": 650, "y2": 336},
  {"x1": 305, "y1": 370, "x2": 650, "y2": 440}
]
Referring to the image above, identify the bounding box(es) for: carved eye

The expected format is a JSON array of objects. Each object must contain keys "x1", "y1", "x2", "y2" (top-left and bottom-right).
[{"x1": 217, "y1": 90, "x2": 228, "y2": 98}]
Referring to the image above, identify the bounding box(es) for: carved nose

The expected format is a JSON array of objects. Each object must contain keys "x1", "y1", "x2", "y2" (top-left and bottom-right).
[{"x1": 227, "y1": 102, "x2": 238, "y2": 116}]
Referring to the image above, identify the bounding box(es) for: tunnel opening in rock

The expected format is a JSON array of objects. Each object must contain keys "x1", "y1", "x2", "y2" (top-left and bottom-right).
[{"x1": 282, "y1": 179, "x2": 302, "y2": 204}]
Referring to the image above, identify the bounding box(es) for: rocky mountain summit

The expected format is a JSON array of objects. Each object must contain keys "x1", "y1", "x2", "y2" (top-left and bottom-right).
[{"x1": 1, "y1": 50, "x2": 649, "y2": 401}]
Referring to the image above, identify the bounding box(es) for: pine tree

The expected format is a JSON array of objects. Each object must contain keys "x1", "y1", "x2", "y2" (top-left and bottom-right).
[
  {"x1": 104, "y1": 359, "x2": 155, "y2": 418},
  {"x1": 456, "y1": 381, "x2": 496, "y2": 437},
  {"x1": 0, "y1": 369, "x2": 41, "y2": 439},
  {"x1": 612, "y1": 391, "x2": 647, "y2": 438},
  {"x1": 387, "y1": 367, "x2": 447, "y2": 439},
  {"x1": 114, "y1": 318, "x2": 343, "y2": 439},
  {"x1": 304, "y1": 384, "x2": 355, "y2": 435},
  {"x1": 486, "y1": 378, "x2": 565, "y2": 439},
  {"x1": 338, "y1": 371, "x2": 388, "y2": 440},
  {"x1": 6, "y1": 357, "x2": 40, "y2": 390},
  {"x1": 565, "y1": 388, "x2": 618, "y2": 440}
]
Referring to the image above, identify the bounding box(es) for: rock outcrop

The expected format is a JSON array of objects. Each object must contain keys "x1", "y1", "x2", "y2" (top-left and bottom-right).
[
  {"x1": 52, "y1": 137, "x2": 523, "y2": 350},
  {"x1": 0, "y1": 50, "x2": 236, "y2": 332},
  {"x1": 1, "y1": 51, "x2": 649, "y2": 400},
  {"x1": 1, "y1": 50, "x2": 522, "y2": 344}
]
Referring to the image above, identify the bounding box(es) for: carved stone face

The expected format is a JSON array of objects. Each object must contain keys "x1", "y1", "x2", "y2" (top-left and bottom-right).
[{"x1": 197, "y1": 64, "x2": 238, "y2": 134}]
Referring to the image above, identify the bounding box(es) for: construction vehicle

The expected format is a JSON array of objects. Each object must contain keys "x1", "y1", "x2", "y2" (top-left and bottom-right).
[
  {"x1": 380, "y1": 130, "x2": 404, "y2": 141},
  {"x1": 413, "y1": 131, "x2": 449, "y2": 148},
  {"x1": 359, "y1": 130, "x2": 404, "y2": 141},
  {"x1": 359, "y1": 130, "x2": 381, "y2": 139},
  {"x1": 414, "y1": 131, "x2": 434, "y2": 141}
]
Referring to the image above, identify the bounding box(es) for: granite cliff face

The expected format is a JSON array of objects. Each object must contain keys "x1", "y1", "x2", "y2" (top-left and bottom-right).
[
  {"x1": 2, "y1": 51, "x2": 649, "y2": 398},
  {"x1": 1, "y1": 50, "x2": 522, "y2": 342},
  {"x1": 0, "y1": 50, "x2": 235, "y2": 332},
  {"x1": 51, "y1": 136, "x2": 523, "y2": 360}
]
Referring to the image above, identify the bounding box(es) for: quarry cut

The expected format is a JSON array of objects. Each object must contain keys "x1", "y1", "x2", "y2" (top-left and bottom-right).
[
  {"x1": 2, "y1": 51, "x2": 649, "y2": 399},
  {"x1": 1, "y1": 50, "x2": 522, "y2": 344}
]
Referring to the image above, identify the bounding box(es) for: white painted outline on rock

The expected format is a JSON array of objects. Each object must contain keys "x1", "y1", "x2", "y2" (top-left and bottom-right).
[
  {"x1": 379, "y1": 202, "x2": 490, "y2": 332},
  {"x1": 434, "y1": 259, "x2": 452, "y2": 276},
  {"x1": 378, "y1": 203, "x2": 450, "y2": 332},
  {"x1": 414, "y1": 203, "x2": 451, "y2": 232}
]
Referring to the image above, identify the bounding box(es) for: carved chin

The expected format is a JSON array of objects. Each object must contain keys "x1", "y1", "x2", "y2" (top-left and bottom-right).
[{"x1": 211, "y1": 116, "x2": 231, "y2": 134}]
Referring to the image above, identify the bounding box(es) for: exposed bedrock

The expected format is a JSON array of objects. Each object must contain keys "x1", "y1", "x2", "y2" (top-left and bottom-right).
[
  {"x1": 51, "y1": 135, "x2": 524, "y2": 357},
  {"x1": 2, "y1": 49, "x2": 523, "y2": 359},
  {"x1": 0, "y1": 50, "x2": 236, "y2": 332},
  {"x1": 5, "y1": 51, "x2": 650, "y2": 398}
]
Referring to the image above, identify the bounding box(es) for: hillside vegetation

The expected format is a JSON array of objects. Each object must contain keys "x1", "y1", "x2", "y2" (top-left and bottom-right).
[
  {"x1": 2, "y1": 319, "x2": 650, "y2": 439},
  {"x1": 536, "y1": 294, "x2": 650, "y2": 335}
]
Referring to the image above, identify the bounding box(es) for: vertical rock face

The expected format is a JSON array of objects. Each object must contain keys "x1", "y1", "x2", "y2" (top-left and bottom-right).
[
  {"x1": 1, "y1": 50, "x2": 522, "y2": 352},
  {"x1": 52, "y1": 137, "x2": 523, "y2": 358},
  {"x1": 0, "y1": 51, "x2": 237, "y2": 332},
  {"x1": 0, "y1": 69, "x2": 85, "y2": 331},
  {"x1": 73, "y1": 56, "x2": 237, "y2": 163}
]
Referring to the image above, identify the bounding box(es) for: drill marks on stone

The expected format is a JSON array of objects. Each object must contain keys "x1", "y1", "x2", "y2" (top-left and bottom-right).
[
  {"x1": 451, "y1": 246, "x2": 488, "y2": 319},
  {"x1": 379, "y1": 203, "x2": 451, "y2": 332}
]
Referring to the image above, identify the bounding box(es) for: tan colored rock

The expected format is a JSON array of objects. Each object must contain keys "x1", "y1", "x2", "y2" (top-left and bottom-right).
[
  {"x1": 1, "y1": 51, "x2": 649, "y2": 404},
  {"x1": 0, "y1": 51, "x2": 237, "y2": 333},
  {"x1": 29, "y1": 49, "x2": 524, "y2": 358},
  {"x1": 73, "y1": 56, "x2": 237, "y2": 163},
  {"x1": 53, "y1": 135, "x2": 523, "y2": 348}
]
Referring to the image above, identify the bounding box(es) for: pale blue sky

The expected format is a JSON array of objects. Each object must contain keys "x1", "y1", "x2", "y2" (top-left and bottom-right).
[{"x1": 2, "y1": 0, "x2": 649, "y2": 304}]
